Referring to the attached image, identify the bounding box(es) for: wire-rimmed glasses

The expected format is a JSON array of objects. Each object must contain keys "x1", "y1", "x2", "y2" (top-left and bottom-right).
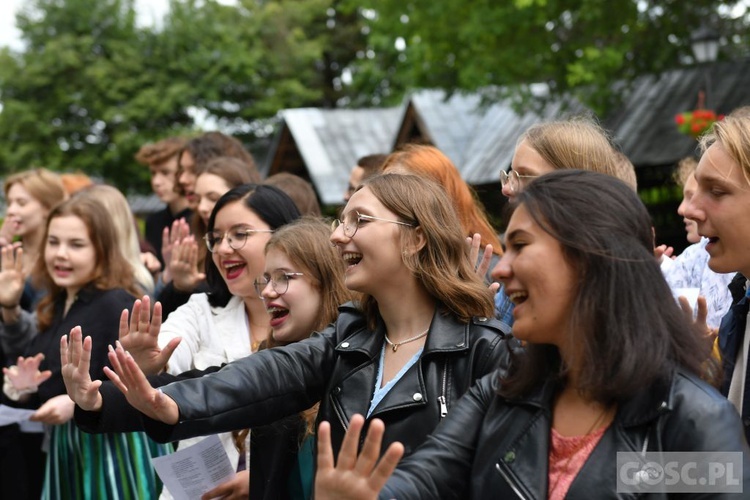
[
  {"x1": 331, "y1": 211, "x2": 415, "y2": 239},
  {"x1": 499, "y1": 170, "x2": 540, "y2": 195},
  {"x1": 253, "y1": 271, "x2": 304, "y2": 296},
  {"x1": 203, "y1": 227, "x2": 274, "y2": 253}
]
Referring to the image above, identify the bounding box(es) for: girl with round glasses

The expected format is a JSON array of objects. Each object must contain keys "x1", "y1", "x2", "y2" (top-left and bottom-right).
[
  {"x1": 100, "y1": 174, "x2": 508, "y2": 483},
  {"x1": 116, "y1": 183, "x2": 300, "y2": 499}
]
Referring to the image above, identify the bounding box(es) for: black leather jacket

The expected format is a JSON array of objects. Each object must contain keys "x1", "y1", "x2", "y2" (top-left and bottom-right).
[
  {"x1": 150, "y1": 302, "x2": 507, "y2": 459},
  {"x1": 382, "y1": 369, "x2": 750, "y2": 499}
]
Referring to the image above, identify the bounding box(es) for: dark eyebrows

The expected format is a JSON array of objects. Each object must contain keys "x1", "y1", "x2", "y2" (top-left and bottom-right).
[{"x1": 504, "y1": 228, "x2": 530, "y2": 243}]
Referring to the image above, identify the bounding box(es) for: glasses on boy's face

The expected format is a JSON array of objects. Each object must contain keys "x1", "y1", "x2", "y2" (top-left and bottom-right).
[
  {"x1": 331, "y1": 211, "x2": 415, "y2": 239},
  {"x1": 499, "y1": 170, "x2": 540, "y2": 195},
  {"x1": 204, "y1": 227, "x2": 274, "y2": 253},
  {"x1": 253, "y1": 271, "x2": 305, "y2": 297}
]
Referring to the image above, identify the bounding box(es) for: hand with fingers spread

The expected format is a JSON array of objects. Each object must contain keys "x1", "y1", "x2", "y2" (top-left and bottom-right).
[
  {"x1": 161, "y1": 218, "x2": 192, "y2": 284},
  {"x1": 119, "y1": 296, "x2": 181, "y2": 376},
  {"x1": 30, "y1": 394, "x2": 76, "y2": 425},
  {"x1": 200, "y1": 470, "x2": 249, "y2": 500},
  {"x1": 104, "y1": 342, "x2": 180, "y2": 424},
  {"x1": 466, "y1": 233, "x2": 500, "y2": 294},
  {"x1": 0, "y1": 243, "x2": 25, "y2": 311},
  {"x1": 315, "y1": 415, "x2": 404, "y2": 500},
  {"x1": 170, "y1": 236, "x2": 206, "y2": 292},
  {"x1": 61, "y1": 326, "x2": 103, "y2": 411},
  {"x1": 3, "y1": 353, "x2": 52, "y2": 393}
]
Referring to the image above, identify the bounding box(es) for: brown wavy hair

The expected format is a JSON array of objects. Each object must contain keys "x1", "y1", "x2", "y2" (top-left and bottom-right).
[
  {"x1": 382, "y1": 145, "x2": 502, "y2": 253},
  {"x1": 358, "y1": 174, "x2": 495, "y2": 329},
  {"x1": 34, "y1": 196, "x2": 141, "y2": 331}
]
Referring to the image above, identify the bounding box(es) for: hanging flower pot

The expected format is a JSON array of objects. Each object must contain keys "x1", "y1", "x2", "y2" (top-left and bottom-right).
[{"x1": 675, "y1": 109, "x2": 724, "y2": 139}]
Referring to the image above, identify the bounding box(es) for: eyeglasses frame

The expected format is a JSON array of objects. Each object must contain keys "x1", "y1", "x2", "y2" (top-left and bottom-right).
[
  {"x1": 203, "y1": 228, "x2": 275, "y2": 253},
  {"x1": 254, "y1": 272, "x2": 305, "y2": 297},
  {"x1": 331, "y1": 211, "x2": 415, "y2": 239}
]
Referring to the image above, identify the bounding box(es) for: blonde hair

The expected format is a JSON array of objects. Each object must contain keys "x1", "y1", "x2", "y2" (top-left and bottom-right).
[
  {"x1": 4, "y1": 168, "x2": 67, "y2": 210},
  {"x1": 673, "y1": 157, "x2": 698, "y2": 187},
  {"x1": 700, "y1": 112, "x2": 750, "y2": 185},
  {"x1": 74, "y1": 185, "x2": 155, "y2": 294},
  {"x1": 359, "y1": 174, "x2": 495, "y2": 328},
  {"x1": 521, "y1": 118, "x2": 636, "y2": 190}
]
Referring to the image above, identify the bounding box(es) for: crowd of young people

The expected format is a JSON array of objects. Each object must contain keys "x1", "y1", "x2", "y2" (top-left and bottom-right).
[{"x1": 2, "y1": 114, "x2": 750, "y2": 499}]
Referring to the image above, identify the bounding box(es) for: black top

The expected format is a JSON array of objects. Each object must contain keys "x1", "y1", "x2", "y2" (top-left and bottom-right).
[
  {"x1": 145, "y1": 206, "x2": 192, "y2": 268},
  {"x1": 26, "y1": 286, "x2": 136, "y2": 408}
]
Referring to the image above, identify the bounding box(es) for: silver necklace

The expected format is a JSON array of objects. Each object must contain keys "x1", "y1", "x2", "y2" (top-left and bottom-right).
[{"x1": 384, "y1": 328, "x2": 429, "y2": 352}]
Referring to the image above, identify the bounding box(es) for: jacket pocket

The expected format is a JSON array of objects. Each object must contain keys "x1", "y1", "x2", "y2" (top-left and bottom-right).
[{"x1": 494, "y1": 460, "x2": 530, "y2": 500}]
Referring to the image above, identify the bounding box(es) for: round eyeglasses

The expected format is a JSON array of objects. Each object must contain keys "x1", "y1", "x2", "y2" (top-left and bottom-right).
[
  {"x1": 204, "y1": 228, "x2": 274, "y2": 253},
  {"x1": 253, "y1": 271, "x2": 304, "y2": 297},
  {"x1": 331, "y1": 211, "x2": 415, "y2": 239},
  {"x1": 499, "y1": 170, "x2": 540, "y2": 195}
]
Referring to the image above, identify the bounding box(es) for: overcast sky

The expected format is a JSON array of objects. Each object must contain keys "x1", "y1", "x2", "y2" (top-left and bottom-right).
[{"x1": 0, "y1": 0, "x2": 171, "y2": 50}]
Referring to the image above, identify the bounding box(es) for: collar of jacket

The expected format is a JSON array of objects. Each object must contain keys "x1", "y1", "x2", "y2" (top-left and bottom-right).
[
  {"x1": 507, "y1": 370, "x2": 674, "y2": 428},
  {"x1": 334, "y1": 303, "x2": 483, "y2": 358}
]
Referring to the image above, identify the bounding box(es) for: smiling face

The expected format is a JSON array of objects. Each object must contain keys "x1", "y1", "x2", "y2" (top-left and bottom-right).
[
  {"x1": 211, "y1": 201, "x2": 272, "y2": 300},
  {"x1": 502, "y1": 140, "x2": 557, "y2": 201},
  {"x1": 44, "y1": 215, "x2": 97, "y2": 298},
  {"x1": 195, "y1": 173, "x2": 232, "y2": 225},
  {"x1": 493, "y1": 205, "x2": 576, "y2": 346},
  {"x1": 150, "y1": 156, "x2": 181, "y2": 204},
  {"x1": 684, "y1": 142, "x2": 750, "y2": 276},
  {"x1": 261, "y1": 248, "x2": 321, "y2": 344},
  {"x1": 677, "y1": 174, "x2": 700, "y2": 244},
  {"x1": 178, "y1": 151, "x2": 199, "y2": 208},
  {"x1": 330, "y1": 186, "x2": 410, "y2": 296},
  {"x1": 5, "y1": 183, "x2": 50, "y2": 239}
]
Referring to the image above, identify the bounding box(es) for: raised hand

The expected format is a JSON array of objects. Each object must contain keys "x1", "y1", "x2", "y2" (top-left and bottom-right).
[
  {"x1": 119, "y1": 296, "x2": 180, "y2": 376},
  {"x1": 466, "y1": 233, "x2": 500, "y2": 293},
  {"x1": 314, "y1": 414, "x2": 404, "y2": 500},
  {"x1": 3, "y1": 353, "x2": 52, "y2": 392},
  {"x1": 0, "y1": 244, "x2": 25, "y2": 309},
  {"x1": 201, "y1": 470, "x2": 249, "y2": 500},
  {"x1": 678, "y1": 295, "x2": 711, "y2": 337},
  {"x1": 30, "y1": 394, "x2": 75, "y2": 425},
  {"x1": 161, "y1": 218, "x2": 192, "y2": 284},
  {"x1": 170, "y1": 236, "x2": 206, "y2": 292},
  {"x1": 104, "y1": 342, "x2": 179, "y2": 424},
  {"x1": 60, "y1": 326, "x2": 103, "y2": 411}
]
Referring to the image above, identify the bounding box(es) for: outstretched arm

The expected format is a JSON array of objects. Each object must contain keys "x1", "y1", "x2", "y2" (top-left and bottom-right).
[
  {"x1": 118, "y1": 296, "x2": 181, "y2": 375},
  {"x1": 104, "y1": 342, "x2": 180, "y2": 424}
]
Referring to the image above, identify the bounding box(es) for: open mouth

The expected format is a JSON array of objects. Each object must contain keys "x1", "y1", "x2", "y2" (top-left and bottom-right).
[
  {"x1": 267, "y1": 305, "x2": 289, "y2": 327},
  {"x1": 342, "y1": 252, "x2": 362, "y2": 268},
  {"x1": 508, "y1": 291, "x2": 528, "y2": 306},
  {"x1": 223, "y1": 262, "x2": 246, "y2": 280}
]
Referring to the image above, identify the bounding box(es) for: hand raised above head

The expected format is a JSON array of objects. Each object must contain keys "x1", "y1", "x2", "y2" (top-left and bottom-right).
[
  {"x1": 315, "y1": 414, "x2": 404, "y2": 500},
  {"x1": 161, "y1": 218, "x2": 192, "y2": 284},
  {"x1": 104, "y1": 342, "x2": 180, "y2": 424},
  {"x1": 119, "y1": 296, "x2": 180, "y2": 376},
  {"x1": 60, "y1": 326, "x2": 103, "y2": 411}
]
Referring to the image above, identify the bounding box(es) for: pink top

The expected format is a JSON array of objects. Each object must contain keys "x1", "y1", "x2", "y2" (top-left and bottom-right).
[{"x1": 548, "y1": 425, "x2": 608, "y2": 500}]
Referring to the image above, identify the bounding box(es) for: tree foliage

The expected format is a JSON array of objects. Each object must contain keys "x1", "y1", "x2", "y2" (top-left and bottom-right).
[
  {"x1": 0, "y1": 0, "x2": 748, "y2": 191},
  {"x1": 348, "y1": 0, "x2": 750, "y2": 113}
]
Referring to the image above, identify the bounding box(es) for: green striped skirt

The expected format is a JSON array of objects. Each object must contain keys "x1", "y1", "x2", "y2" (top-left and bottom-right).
[{"x1": 42, "y1": 421, "x2": 173, "y2": 500}]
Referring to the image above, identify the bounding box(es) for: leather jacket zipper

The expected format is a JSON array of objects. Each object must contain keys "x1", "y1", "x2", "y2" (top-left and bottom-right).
[
  {"x1": 494, "y1": 461, "x2": 529, "y2": 500},
  {"x1": 329, "y1": 393, "x2": 349, "y2": 431},
  {"x1": 439, "y1": 359, "x2": 449, "y2": 419}
]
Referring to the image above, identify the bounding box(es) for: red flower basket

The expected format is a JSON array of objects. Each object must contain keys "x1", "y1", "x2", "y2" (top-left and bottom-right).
[{"x1": 675, "y1": 109, "x2": 724, "y2": 139}]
